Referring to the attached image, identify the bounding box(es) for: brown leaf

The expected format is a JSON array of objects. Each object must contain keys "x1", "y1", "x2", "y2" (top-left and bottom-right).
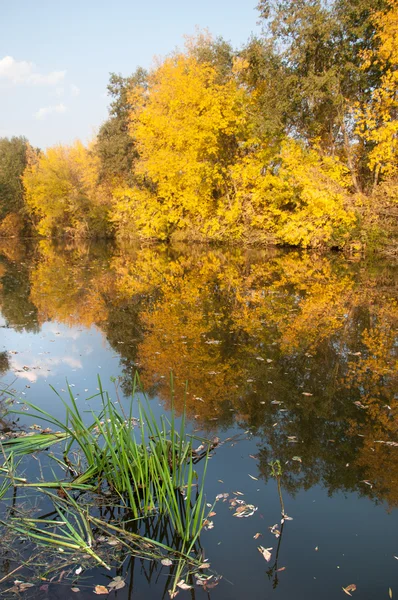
[
  {"x1": 253, "y1": 532, "x2": 262, "y2": 540},
  {"x1": 258, "y1": 546, "x2": 273, "y2": 562},
  {"x1": 342, "y1": 585, "x2": 357, "y2": 596},
  {"x1": 208, "y1": 511, "x2": 216, "y2": 517},
  {"x1": 71, "y1": 588, "x2": 80, "y2": 593},
  {"x1": 389, "y1": 588, "x2": 392, "y2": 599},
  {"x1": 108, "y1": 577, "x2": 125, "y2": 590},
  {"x1": 177, "y1": 580, "x2": 192, "y2": 590},
  {"x1": 94, "y1": 585, "x2": 109, "y2": 595},
  {"x1": 161, "y1": 558, "x2": 173, "y2": 566}
]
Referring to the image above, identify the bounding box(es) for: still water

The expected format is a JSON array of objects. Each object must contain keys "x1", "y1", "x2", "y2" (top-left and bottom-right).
[{"x1": 0, "y1": 239, "x2": 397, "y2": 599}]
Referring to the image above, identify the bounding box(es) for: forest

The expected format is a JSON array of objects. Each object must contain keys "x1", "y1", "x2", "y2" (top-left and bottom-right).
[{"x1": 0, "y1": 0, "x2": 397, "y2": 251}]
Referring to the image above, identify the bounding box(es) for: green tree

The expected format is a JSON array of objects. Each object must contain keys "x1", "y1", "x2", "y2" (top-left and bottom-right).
[
  {"x1": 256, "y1": 0, "x2": 388, "y2": 191},
  {"x1": 94, "y1": 69, "x2": 147, "y2": 185},
  {"x1": 0, "y1": 136, "x2": 30, "y2": 220}
]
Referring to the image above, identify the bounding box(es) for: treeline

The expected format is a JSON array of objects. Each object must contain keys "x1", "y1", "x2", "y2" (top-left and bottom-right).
[{"x1": 1, "y1": 0, "x2": 398, "y2": 249}]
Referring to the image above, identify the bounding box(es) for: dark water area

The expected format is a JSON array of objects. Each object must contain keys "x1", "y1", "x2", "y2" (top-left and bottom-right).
[{"x1": 0, "y1": 238, "x2": 397, "y2": 599}]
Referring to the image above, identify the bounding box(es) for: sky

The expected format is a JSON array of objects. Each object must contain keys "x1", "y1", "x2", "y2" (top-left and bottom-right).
[{"x1": 0, "y1": 0, "x2": 261, "y2": 149}]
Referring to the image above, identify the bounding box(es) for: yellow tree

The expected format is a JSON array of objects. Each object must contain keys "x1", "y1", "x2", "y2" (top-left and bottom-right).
[
  {"x1": 111, "y1": 49, "x2": 249, "y2": 241},
  {"x1": 355, "y1": 0, "x2": 398, "y2": 182},
  {"x1": 23, "y1": 141, "x2": 112, "y2": 237},
  {"x1": 231, "y1": 138, "x2": 356, "y2": 248}
]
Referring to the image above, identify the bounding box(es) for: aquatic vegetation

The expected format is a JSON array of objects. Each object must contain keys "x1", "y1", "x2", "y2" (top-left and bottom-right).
[{"x1": 0, "y1": 375, "x2": 214, "y2": 597}]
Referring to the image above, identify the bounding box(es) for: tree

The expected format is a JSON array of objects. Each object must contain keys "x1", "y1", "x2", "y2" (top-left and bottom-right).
[
  {"x1": 355, "y1": 0, "x2": 398, "y2": 183},
  {"x1": 0, "y1": 136, "x2": 30, "y2": 220},
  {"x1": 256, "y1": 0, "x2": 388, "y2": 191},
  {"x1": 23, "y1": 141, "x2": 112, "y2": 238},
  {"x1": 112, "y1": 48, "x2": 249, "y2": 241},
  {"x1": 94, "y1": 69, "x2": 147, "y2": 185}
]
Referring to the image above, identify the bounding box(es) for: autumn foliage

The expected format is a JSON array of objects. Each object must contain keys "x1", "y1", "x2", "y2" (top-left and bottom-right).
[{"x1": 0, "y1": 1, "x2": 396, "y2": 250}]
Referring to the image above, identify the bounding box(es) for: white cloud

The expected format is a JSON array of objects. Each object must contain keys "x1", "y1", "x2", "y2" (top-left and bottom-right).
[
  {"x1": 0, "y1": 56, "x2": 65, "y2": 86},
  {"x1": 55, "y1": 86, "x2": 64, "y2": 97},
  {"x1": 70, "y1": 83, "x2": 80, "y2": 97},
  {"x1": 34, "y1": 103, "x2": 67, "y2": 120}
]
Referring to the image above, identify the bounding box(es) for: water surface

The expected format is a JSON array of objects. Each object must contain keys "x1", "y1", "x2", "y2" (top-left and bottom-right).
[{"x1": 0, "y1": 239, "x2": 397, "y2": 599}]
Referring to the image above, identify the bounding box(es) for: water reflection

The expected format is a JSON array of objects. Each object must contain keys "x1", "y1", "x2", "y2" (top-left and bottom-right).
[{"x1": 0, "y1": 239, "x2": 397, "y2": 510}]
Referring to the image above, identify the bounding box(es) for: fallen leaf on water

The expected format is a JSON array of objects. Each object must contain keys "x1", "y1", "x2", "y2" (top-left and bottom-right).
[
  {"x1": 342, "y1": 584, "x2": 356, "y2": 596},
  {"x1": 168, "y1": 590, "x2": 179, "y2": 598},
  {"x1": 253, "y1": 533, "x2": 262, "y2": 539},
  {"x1": 177, "y1": 580, "x2": 192, "y2": 590},
  {"x1": 17, "y1": 583, "x2": 34, "y2": 591},
  {"x1": 94, "y1": 585, "x2": 109, "y2": 595},
  {"x1": 199, "y1": 563, "x2": 210, "y2": 569},
  {"x1": 75, "y1": 566, "x2": 82, "y2": 575},
  {"x1": 277, "y1": 567, "x2": 286, "y2": 572},
  {"x1": 389, "y1": 588, "x2": 392, "y2": 598},
  {"x1": 258, "y1": 546, "x2": 273, "y2": 562},
  {"x1": 209, "y1": 511, "x2": 216, "y2": 517},
  {"x1": 161, "y1": 558, "x2": 173, "y2": 566},
  {"x1": 248, "y1": 474, "x2": 258, "y2": 480},
  {"x1": 71, "y1": 588, "x2": 80, "y2": 593},
  {"x1": 269, "y1": 524, "x2": 280, "y2": 538},
  {"x1": 234, "y1": 491, "x2": 244, "y2": 496},
  {"x1": 108, "y1": 576, "x2": 125, "y2": 590}
]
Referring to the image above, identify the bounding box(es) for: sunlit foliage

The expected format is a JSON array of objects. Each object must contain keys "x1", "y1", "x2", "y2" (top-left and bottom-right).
[
  {"x1": 355, "y1": 0, "x2": 398, "y2": 181},
  {"x1": 23, "y1": 141, "x2": 112, "y2": 238}
]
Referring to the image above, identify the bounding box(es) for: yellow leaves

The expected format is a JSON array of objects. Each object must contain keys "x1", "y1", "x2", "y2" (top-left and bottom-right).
[
  {"x1": 22, "y1": 141, "x2": 112, "y2": 238},
  {"x1": 119, "y1": 51, "x2": 249, "y2": 241},
  {"x1": 231, "y1": 138, "x2": 355, "y2": 248},
  {"x1": 355, "y1": 0, "x2": 398, "y2": 178}
]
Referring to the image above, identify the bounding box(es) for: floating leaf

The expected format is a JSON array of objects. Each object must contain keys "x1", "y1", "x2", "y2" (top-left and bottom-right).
[
  {"x1": 108, "y1": 576, "x2": 125, "y2": 590},
  {"x1": 342, "y1": 584, "x2": 356, "y2": 596},
  {"x1": 71, "y1": 588, "x2": 80, "y2": 593},
  {"x1": 75, "y1": 566, "x2": 82, "y2": 575},
  {"x1": 389, "y1": 588, "x2": 392, "y2": 599},
  {"x1": 177, "y1": 580, "x2": 192, "y2": 590},
  {"x1": 94, "y1": 585, "x2": 109, "y2": 595},
  {"x1": 161, "y1": 558, "x2": 173, "y2": 566},
  {"x1": 258, "y1": 546, "x2": 273, "y2": 562},
  {"x1": 253, "y1": 533, "x2": 262, "y2": 540},
  {"x1": 248, "y1": 474, "x2": 258, "y2": 480}
]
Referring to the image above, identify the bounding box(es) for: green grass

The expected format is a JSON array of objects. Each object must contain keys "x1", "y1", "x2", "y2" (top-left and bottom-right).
[{"x1": 1, "y1": 373, "x2": 211, "y2": 545}]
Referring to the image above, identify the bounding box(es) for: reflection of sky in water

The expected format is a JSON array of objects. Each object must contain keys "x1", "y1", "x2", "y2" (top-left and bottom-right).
[{"x1": 0, "y1": 321, "x2": 124, "y2": 419}]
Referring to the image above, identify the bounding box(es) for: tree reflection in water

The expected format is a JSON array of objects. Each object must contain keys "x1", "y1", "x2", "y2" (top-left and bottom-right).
[{"x1": 0, "y1": 239, "x2": 397, "y2": 509}]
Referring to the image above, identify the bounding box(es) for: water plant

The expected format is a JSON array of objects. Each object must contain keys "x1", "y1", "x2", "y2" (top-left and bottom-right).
[
  {"x1": 0, "y1": 374, "x2": 214, "y2": 597},
  {"x1": 269, "y1": 459, "x2": 285, "y2": 516}
]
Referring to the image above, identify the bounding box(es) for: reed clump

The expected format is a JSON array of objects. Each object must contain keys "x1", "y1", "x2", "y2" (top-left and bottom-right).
[{"x1": 0, "y1": 375, "x2": 214, "y2": 596}]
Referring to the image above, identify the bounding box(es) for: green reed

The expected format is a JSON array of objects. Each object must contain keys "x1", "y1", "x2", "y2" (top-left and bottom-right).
[{"x1": 2, "y1": 374, "x2": 210, "y2": 542}]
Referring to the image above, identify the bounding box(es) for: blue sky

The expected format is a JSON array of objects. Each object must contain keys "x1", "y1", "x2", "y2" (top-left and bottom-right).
[{"x1": 1, "y1": 0, "x2": 261, "y2": 149}]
